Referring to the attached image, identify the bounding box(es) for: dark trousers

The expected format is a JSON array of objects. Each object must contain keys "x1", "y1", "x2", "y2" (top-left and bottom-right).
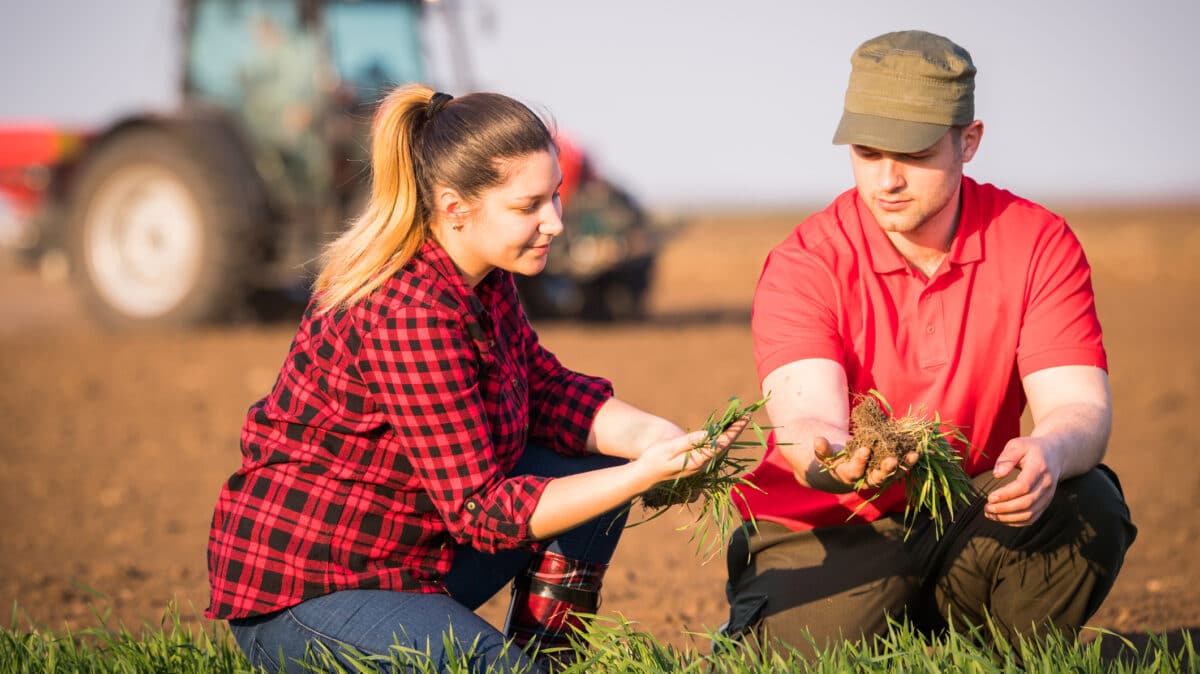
[{"x1": 724, "y1": 465, "x2": 1137, "y2": 653}]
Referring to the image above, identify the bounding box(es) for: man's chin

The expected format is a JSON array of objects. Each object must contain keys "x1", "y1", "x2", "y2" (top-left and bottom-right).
[{"x1": 873, "y1": 214, "x2": 922, "y2": 234}]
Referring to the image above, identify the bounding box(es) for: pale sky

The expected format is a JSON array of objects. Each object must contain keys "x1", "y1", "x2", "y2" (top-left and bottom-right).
[{"x1": 2, "y1": 0, "x2": 1197, "y2": 210}]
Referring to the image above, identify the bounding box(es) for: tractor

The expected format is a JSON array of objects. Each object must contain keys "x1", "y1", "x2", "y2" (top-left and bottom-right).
[{"x1": 0, "y1": 0, "x2": 661, "y2": 326}]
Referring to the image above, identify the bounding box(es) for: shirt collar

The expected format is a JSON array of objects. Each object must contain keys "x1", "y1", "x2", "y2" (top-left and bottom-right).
[
  {"x1": 856, "y1": 176, "x2": 983, "y2": 275},
  {"x1": 946, "y1": 177, "x2": 983, "y2": 267},
  {"x1": 415, "y1": 239, "x2": 505, "y2": 314}
]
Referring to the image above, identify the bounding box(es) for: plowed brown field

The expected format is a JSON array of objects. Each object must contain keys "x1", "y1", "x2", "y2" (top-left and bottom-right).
[{"x1": 2, "y1": 205, "x2": 1197, "y2": 651}]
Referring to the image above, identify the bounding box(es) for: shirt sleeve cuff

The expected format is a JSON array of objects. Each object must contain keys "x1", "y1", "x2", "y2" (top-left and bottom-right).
[
  {"x1": 460, "y1": 475, "x2": 554, "y2": 552},
  {"x1": 1018, "y1": 346, "x2": 1108, "y2": 378},
  {"x1": 756, "y1": 345, "x2": 842, "y2": 385}
]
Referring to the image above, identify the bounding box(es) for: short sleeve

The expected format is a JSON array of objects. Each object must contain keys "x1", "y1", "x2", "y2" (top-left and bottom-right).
[
  {"x1": 752, "y1": 235, "x2": 843, "y2": 383},
  {"x1": 1017, "y1": 219, "x2": 1107, "y2": 377}
]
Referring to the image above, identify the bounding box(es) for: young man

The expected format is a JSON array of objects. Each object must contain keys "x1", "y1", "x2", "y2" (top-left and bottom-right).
[{"x1": 724, "y1": 30, "x2": 1136, "y2": 652}]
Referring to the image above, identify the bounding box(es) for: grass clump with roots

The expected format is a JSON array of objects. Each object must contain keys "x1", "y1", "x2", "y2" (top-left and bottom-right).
[
  {"x1": 632, "y1": 396, "x2": 769, "y2": 562},
  {"x1": 832, "y1": 390, "x2": 979, "y2": 539}
]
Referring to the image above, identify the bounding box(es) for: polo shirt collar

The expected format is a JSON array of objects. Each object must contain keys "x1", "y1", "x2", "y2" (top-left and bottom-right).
[
  {"x1": 946, "y1": 177, "x2": 983, "y2": 267},
  {"x1": 857, "y1": 196, "x2": 908, "y2": 274},
  {"x1": 857, "y1": 176, "x2": 983, "y2": 275}
]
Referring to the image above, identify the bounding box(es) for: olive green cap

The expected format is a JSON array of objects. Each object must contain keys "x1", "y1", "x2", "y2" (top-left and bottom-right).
[{"x1": 832, "y1": 30, "x2": 976, "y2": 153}]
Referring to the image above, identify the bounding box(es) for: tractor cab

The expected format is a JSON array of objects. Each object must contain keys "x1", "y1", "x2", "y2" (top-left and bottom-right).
[
  {"x1": 2, "y1": 0, "x2": 663, "y2": 326},
  {"x1": 184, "y1": 0, "x2": 425, "y2": 255}
]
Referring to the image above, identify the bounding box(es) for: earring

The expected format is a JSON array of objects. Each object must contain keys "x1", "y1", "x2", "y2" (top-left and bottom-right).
[{"x1": 452, "y1": 222, "x2": 464, "y2": 231}]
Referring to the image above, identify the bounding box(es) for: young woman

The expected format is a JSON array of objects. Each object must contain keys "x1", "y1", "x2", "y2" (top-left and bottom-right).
[{"x1": 205, "y1": 84, "x2": 746, "y2": 673}]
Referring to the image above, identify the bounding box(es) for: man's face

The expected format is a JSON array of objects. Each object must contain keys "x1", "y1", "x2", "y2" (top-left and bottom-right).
[{"x1": 849, "y1": 123, "x2": 981, "y2": 236}]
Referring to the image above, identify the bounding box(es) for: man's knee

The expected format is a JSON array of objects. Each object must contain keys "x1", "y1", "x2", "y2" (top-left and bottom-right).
[
  {"x1": 942, "y1": 465, "x2": 1136, "y2": 637},
  {"x1": 724, "y1": 519, "x2": 918, "y2": 653},
  {"x1": 1056, "y1": 465, "x2": 1137, "y2": 617}
]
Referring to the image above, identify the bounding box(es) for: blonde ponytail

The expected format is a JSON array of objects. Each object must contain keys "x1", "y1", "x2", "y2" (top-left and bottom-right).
[
  {"x1": 313, "y1": 83, "x2": 555, "y2": 313},
  {"x1": 314, "y1": 84, "x2": 435, "y2": 312}
]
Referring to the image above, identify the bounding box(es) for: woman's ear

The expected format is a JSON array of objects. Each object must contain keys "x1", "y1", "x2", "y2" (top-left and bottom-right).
[{"x1": 434, "y1": 186, "x2": 470, "y2": 231}]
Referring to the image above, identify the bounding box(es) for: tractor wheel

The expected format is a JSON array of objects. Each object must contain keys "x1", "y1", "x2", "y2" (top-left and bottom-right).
[{"x1": 66, "y1": 127, "x2": 259, "y2": 327}]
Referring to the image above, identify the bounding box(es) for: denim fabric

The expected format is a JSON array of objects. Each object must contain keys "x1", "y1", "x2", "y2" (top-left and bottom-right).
[
  {"x1": 229, "y1": 589, "x2": 529, "y2": 673},
  {"x1": 229, "y1": 444, "x2": 629, "y2": 673}
]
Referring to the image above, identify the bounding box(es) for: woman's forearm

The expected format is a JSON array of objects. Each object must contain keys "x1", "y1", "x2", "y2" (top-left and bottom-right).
[
  {"x1": 527, "y1": 456, "x2": 654, "y2": 539},
  {"x1": 586, "y1": 397, "x2": 682, "y2": 459},
  {"x1": 529, "y1": 410, "x2": 749, "y2": 539}
]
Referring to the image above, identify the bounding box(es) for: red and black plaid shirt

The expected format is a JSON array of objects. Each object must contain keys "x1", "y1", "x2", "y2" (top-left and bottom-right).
[{"x1": 206, "y1": 241, "x2": 613, "y2": 620}]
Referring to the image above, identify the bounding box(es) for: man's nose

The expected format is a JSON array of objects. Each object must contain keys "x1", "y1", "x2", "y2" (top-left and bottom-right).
[{"x1": 879, "y1": 159, "x2": 906, "y2": 192}]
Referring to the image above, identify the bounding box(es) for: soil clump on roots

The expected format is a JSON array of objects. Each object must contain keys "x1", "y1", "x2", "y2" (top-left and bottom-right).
[
  {"x1": 839, "y1": 392, "x2": 977, "y2": 538},
  {"x1": 847, "y1": 395, "x2": 917, "y2": 474}
]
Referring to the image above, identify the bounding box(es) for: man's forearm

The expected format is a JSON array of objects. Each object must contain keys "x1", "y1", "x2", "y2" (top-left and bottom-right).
[
  {"x1": 1029, "y1": 401, "x2": 1111, "y2": 480},
  {"x1": 774, "y1": 418, "x2": 853, "y2": 492}
]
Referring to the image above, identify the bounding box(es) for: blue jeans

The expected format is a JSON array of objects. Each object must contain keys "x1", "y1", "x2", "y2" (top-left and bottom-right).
[{"x1": 228, "y1": 445, "x2": 628, "y2": 673}]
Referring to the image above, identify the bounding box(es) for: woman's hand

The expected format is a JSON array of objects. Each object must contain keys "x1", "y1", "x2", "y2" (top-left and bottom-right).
[
  {"x1": 631, "y1": 417, "x2": 750, "y2": 492},
  {"x1": 529, "y1": 417, "x2": 750, "y2": 540}
]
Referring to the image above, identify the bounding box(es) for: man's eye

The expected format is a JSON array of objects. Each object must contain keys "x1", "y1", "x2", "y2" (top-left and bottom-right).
[{"x1": 520, "y1": 202, "x2": 539, "y2": 213}]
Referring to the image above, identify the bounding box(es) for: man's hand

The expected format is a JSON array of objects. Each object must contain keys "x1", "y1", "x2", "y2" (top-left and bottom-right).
[
  {"x1": 813, "y1": 436, "x2": 920, "y2": 492},
  {"x1": 779, "y1": 434, "x2": 919, "y2": 494},
  {"x1": 985, "y1": 436, "x2": 1064, "y2": 526}
]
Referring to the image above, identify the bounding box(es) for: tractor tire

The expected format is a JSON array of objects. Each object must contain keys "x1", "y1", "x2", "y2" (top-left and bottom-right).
[{"x1": 66, "y1": 126, "x2": 260, "y2": 328}]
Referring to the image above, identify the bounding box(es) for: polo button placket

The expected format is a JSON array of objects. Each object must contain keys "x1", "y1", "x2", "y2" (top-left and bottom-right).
[{"x1": 916, "y1": 284, "x2": 948, "y2": 368}]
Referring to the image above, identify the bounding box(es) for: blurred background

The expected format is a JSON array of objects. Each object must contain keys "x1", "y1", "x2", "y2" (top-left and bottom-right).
[
  {"x1": 0, "y1": 0, "x2": 1197, "y2": 652},
  {"x1": 3, "y1": 0, "x2": 1198, "y2": 209}
]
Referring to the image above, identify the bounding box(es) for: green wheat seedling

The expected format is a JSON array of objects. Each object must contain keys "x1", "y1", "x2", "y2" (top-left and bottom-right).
[
  {"x1": 633, "y1": 396, "x2": 769, "y2": 562},
  {"x1": 830, "y1": 390, "x2": 979, "y2": 539},
  {"x1": 3, "y1": 601, "x2": 1196, "y2": 672}
]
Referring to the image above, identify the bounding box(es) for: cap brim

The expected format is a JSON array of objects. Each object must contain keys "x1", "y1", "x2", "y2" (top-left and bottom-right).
[{"x1": 832, "y1": 111, "x2": 952, "y2": 153}]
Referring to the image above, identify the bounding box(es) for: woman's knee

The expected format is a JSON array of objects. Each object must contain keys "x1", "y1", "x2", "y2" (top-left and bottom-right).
[{"x1": 235, "y1": 590, "x2": 532, "y2": 672}]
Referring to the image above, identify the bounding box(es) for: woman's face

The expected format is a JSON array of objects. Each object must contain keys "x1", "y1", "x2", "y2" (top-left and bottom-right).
[{"x1": 445, "y1": 148, "x2": 564, "y2": 286}]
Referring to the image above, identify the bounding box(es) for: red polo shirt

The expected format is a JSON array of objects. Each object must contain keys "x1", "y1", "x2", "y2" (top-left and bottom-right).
[{"x1": 736, "y1": 177, "x2": 1106, "y2": 531}]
